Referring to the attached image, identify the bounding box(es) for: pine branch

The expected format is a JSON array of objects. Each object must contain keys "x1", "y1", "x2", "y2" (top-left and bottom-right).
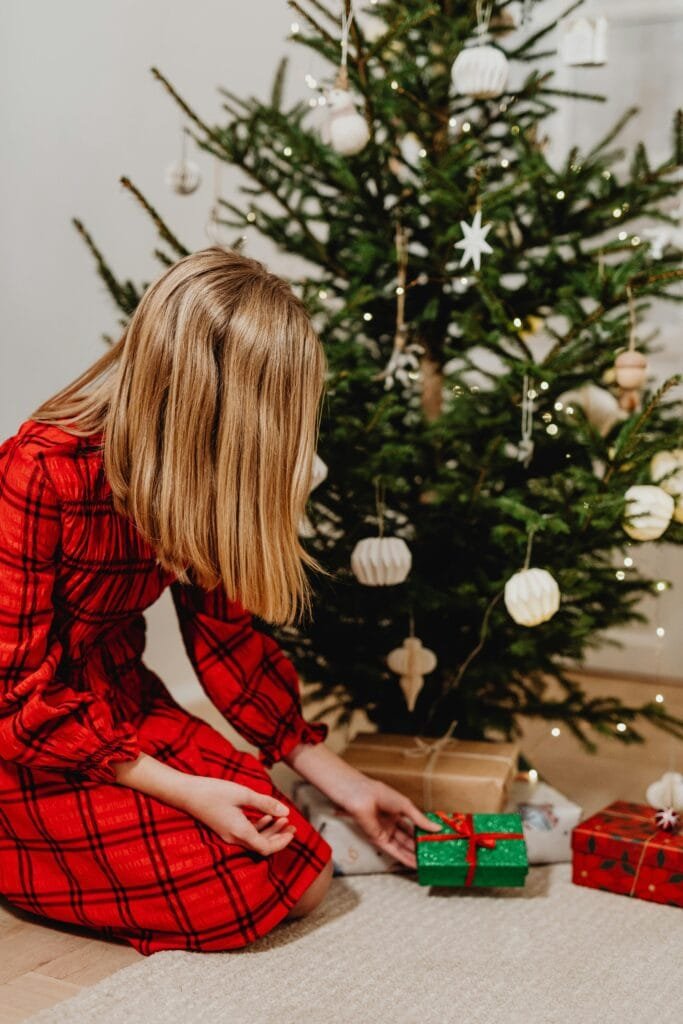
[{"x1": 119, "y1": 177, "x2": 189, "y2": 257}]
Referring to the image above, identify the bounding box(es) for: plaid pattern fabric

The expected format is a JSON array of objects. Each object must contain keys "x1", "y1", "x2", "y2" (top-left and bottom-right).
[{"x1": 0, "y1": 419, "x2": 332, "y2": 953}]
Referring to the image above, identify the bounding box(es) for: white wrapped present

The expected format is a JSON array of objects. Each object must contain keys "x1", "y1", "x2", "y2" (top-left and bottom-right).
[
  {"x1": 291, "y1": 780, "x2": 408, "y2": 876},
  {"x1": 504, "y1": 778, "x2": 582, "y2": 864}
]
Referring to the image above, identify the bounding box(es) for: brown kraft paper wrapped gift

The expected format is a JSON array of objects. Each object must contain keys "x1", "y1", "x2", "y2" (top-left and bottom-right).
[{"x1": 340, "y1": 731, "x2": 519, "y2": 813}]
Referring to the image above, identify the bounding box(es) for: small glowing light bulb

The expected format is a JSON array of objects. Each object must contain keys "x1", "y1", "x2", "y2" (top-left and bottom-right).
[
  {"x1": 631, "y1": 236, "x2": 640, "y2": 246},
  {"x1": 391, "y1": 79, "x2": 399, "y2": 90},
  {"x1": 540, "y1": 381, "x2": 549, "y2": 391},
  {"x1": 612, "y1": 208, "x2": 622, "y2": 219},
  {"x1": 618, "y1": 231, "x2": 627, "y2": 241},
  {"x1": 616, "y1": 570, "x2": 625, "y2": 581},
  {"x1": 528, "y1": 769, "x2": 539, "y2": 783},
  {"x1": 655, "y1": 581, "x2": 667, "y2": 592},
  {"x1": 363, "y1": 312, "x2": 373, "y2": 321},
  {"x1": 616, "y1": 722, "x2": 627, "y2": 733},
  {"x1": 290, "y1": 21, "x2": 300, "y2": 33},
  {"x1": 623, "y1": 556, "x2": 633, "y2": 568},
  {"x1": 462, "y1": 121, "x2": 471, "y2": 133},
  {"x1": 318, "y1": 289, "x2": 327, "y2": 299},
  {"x1": 449, "y1": 116, "x2": 458, "y2": 128},
  {"x1": 501, "y1": 158, "x2": 509, "y2": 168},
  {"x1": 396, "y1": 285, "x2": 405, "y2": 295},
  {"x1": 246, "y1": 212, "x2": 256, "y2": 223},
  {"x1": 546, "y1": 423, "x2": 559, "y2": 436},
  {"x1": 554, "y1": 401, "x2": 564, "y2": 412},
  {"x1": 556, "y1": 190, "x2": 566, "y2": 200},
  {"x1": 283, "y1": 146, "x2": 293, "y2": 157},
  {"x1": 551, "y1": 727, "x2": 561, "y2": 738},
  {"x1": 656, "y1": 626, "x2": 666, "y2": 638},
  {"x1": 655, "y1": 693, "x2": 665, "y2": 703},
  {"x1": 418, "y1": 148, "x2": 427, "y2": 158},
  {"x1": 513, "y1": 317, "x2": 522, "y2": 329}
]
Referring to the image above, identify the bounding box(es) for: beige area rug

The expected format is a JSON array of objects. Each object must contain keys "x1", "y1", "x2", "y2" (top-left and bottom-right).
[{"x1": 26, "y1": 865, "x2": 682, "y2": 1024}]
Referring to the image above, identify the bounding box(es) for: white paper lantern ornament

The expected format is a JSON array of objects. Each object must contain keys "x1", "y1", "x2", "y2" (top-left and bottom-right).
[
  {"x1": 351, "y1": 536, "x2": 412, "y2": 585},
  {"x1": 622, "y1": 485, "x2": 674, "y2": 542},
  {"x1": 387, "y1": 633, "x2": 437, "y2": 711},
  {"x1": 451, "y1": 0, "x2": 509, "y2": 100},
  {"x1": 650, "y1": 449, "x2": 683, "y2": 523},
  {"x1": 351, "y1": 478, "x2": 412, "y2": 586},
  {"x1": 504, "y1": 527, "x2": 561, "y2": 627}
]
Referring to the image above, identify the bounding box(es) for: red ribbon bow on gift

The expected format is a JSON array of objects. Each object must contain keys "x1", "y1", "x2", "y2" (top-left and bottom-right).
[{"x1": 416, "y1": 811, "x2": 524, "y2": 887}]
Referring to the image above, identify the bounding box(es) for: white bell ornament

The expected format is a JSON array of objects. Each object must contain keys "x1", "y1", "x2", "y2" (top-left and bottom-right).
[
  {"x1": 351, "y1": 536, "x2": 412, "y2": 586},
  {"x1": 451, "y1": 32, "x2": 509, "y2": 100},
  {"x1": 504, "y1": 567, "x2": 561, "y2": 627},
  {"x1": 165, "y1": 159, "x2": 201, "y2": 195},
  {"x1": 386, "y1": 635, "x2": 437, "y2": 711},
  {"x1": 622, "y1": 484, "x2": 674, "y2": 541}
]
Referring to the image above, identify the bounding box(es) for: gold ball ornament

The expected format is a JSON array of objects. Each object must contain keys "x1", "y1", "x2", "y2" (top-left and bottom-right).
[
  {"x1": 504, "y1": 568, "x2": 561, "y2": 627},
  {"x1": 451, "y1": 33, "x2": 509, "y2": 100},
  {"x1": 622, "y1": 484, "x2": 674, "y2": 541},
  {"x1": 350, "y1": 536, "x2": 412, "y2": 586},
  {"x1": 387, "y1": 635, "x2": 437, "y2": 711}
]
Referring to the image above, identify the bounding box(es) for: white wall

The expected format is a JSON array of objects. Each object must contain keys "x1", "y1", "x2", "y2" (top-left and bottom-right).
[{"x1": 1, "y1": 1, "x2": 681, "y2": 695}]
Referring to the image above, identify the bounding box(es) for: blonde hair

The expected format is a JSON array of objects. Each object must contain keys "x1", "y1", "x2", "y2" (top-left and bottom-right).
[{"x1": 31, "y1": 246, "x2": 330, "y2": 625}]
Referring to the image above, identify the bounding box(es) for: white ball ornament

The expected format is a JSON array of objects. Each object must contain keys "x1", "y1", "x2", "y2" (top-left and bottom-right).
[
  {"x1": 165, "y1": 159, "x2": 202, "y2": 195},
  {"x1": 451, "y1": 33, "x2": 509, "y2": 100},
  {"x1": 324, "y1": 87, "x2": 370, "y2": 156},
  {"x1": 351, "y1": 536, "x2": 412, "y2": 586},
  {"x1": 504, "y1": 568, "x2": 561, "y2": 627},
  {"x1": 622, "y1": 485, "x2": 674, "y2": 541}
]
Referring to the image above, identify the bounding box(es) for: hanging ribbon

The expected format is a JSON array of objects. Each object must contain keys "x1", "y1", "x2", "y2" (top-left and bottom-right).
[{"x1": 416, "y1": 810, "x2": 524, "y2": 886}]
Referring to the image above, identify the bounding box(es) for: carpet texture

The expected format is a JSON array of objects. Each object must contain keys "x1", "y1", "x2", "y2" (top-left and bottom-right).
[{"x1": 26, "y1": 865, "x2": 682, "y2": 1024}]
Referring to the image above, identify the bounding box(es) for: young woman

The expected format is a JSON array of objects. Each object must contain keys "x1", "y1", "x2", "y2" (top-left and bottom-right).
[{"x1": 0, "y1": 247, "x2": 440, "y2": 955}]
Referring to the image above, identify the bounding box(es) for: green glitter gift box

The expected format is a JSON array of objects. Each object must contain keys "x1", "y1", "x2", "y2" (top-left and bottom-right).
[{"x1": 415, "y1": 810, "x2": 529, "y2": 887}]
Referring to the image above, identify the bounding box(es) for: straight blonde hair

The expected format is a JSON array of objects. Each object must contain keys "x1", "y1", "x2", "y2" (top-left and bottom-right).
[{"x1": 31, "y1": 246, "x2": 330, "y2": 625}]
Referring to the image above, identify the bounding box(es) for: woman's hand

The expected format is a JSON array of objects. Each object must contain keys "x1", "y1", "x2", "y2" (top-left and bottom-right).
[
  {"x1": 114, "y1": 753, "x2": 297, "y2": 857},
  {"x1": 340, "y1": 775, "x2": 442, "y2": 868},
  {"x1": 181, "y1": 777, "x2": 298, "y2": 855},
  {"x1": 284, "y1": 739, "x2": 442, "y2": 869}
]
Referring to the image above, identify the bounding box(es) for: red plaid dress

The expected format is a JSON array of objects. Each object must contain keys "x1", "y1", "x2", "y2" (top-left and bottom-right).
[{"x1": 0, "y1": 419, "x2": 332, "y2": 954}]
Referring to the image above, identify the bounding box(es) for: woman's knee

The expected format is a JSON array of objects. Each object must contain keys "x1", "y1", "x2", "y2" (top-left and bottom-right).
[{"x1": 284, "y1": 856, "x2": 333, "y2": 920}]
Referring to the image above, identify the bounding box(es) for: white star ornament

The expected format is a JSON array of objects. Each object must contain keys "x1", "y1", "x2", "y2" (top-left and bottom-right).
[{"x1": 454, "y1": 209, "x2": 493, "y2": 271}]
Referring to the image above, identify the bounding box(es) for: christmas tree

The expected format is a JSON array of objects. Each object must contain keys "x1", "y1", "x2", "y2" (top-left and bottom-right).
[{"x1": 74, "y1": 0, "x2": 683, "y2": 751}]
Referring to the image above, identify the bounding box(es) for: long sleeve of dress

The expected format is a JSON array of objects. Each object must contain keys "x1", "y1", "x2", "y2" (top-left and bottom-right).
[
  {"x1": 0, "y1": 440, "x2": 141, "y2": 784},
  {"x1": 170, "y1": 578, "x2": 329, "y2": 769}
]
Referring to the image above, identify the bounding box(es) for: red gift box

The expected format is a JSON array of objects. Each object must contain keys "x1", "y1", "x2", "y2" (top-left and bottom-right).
[{"x1": 571, "y1": 800, "x2": 683, "y2": 908}]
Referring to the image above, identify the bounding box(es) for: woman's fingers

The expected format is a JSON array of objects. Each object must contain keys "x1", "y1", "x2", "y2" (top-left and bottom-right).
[
  {"x1": 237, "y1": 819, "x2": 296, "y2": 855},
  {"x1": 400, "y1": 800, "x2": 441, "y2": 831},
  {"x1": 239, "y1": 788, "x2": 290, "y2": 818},
  {"x1": 378, "y1": 834, "x2": 417, "y2": 869}
]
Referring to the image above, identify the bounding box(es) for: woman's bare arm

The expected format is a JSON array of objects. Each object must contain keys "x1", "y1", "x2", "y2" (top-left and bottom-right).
[{"x1": 113, "y1": 752, "x2": 296, "y2": 855}]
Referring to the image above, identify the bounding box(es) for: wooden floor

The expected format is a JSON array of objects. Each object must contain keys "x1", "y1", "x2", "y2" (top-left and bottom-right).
[{"x1": 1, "y1": 671, "x2": 682, "y2": 1023}]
